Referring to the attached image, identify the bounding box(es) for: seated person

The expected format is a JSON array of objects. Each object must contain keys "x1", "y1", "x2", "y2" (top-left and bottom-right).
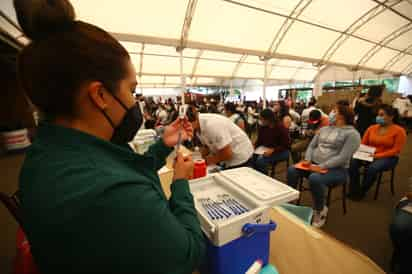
[
  {"x1": 390, "y1": 179, "x2": 412, "y2": 274},
  {"x1": 187, "y1": 106, "x2": 253, "y2": 169},
  {"x1": 224, "y1": 102, "x2": 246, "y2": 130},
  {"x1": 155, "y1": 103, "x2": 169, "y2": 126},
  {"x1": 287, "y1": 105, "x2": 361, "y2": 227},
  {"x1": 273, "y1": 100, "x2": 291, "y2": 129},
  {"x1": 301, "y1": 98, "x2": 325, "y2": 128},
  {"x1": 289, "y1": 103, "x2": 301, "y2": 124},
  {"x1": 348, "y1": 104, "x2": 407, "y2": 200},
  {"x1": 15, "y1": 1, "x2": 205, "y2": 273},
  {"x1": 328, "y1": 100, "x2": 350, "y2": 126},
  {"x1": 251, "y1": 109, "x2": 290, "y2": 175},
  {"x1": 307, "y1": 109, "x2": 329, "y2": 130},
  {"x1": 290, "y1": 109, "x2": 329, "y2": 164}
]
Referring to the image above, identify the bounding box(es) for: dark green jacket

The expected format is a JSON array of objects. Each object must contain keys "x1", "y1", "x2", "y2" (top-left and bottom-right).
[{"x1": 19, "y1": 123, "x2": 205, "y2": 274}]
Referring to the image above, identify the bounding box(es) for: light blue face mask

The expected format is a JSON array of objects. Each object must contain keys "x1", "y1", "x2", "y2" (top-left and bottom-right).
[
  {"x1": 329, "y1": 112, "x2": 336, "y2": 125},
  {"x1": 376, "y1": 116, "x2": 385, "y2": 125}
]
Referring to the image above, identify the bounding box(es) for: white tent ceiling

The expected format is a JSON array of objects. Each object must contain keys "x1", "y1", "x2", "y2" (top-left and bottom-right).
[{"x1": 1, "y1": 0, "x2": 412, "y2": 88}]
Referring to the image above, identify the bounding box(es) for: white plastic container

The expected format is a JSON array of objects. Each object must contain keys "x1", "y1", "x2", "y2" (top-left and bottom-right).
[
  {"x1": 1, "y1": 129, "x2": 31, "y2": 151},
  {"x1": 189, "y1": 167, "x2": 299, "y2": 246}
]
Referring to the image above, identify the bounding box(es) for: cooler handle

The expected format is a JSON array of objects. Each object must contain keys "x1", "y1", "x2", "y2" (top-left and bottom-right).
[{"x1": 242, "y1": 220, "x2": 277, "y2": 237}]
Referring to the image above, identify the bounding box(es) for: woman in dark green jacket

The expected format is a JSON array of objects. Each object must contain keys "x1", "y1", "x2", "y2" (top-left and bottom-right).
[{"x1": 14, "y1": 0, "x2": 205, "y2": 273}]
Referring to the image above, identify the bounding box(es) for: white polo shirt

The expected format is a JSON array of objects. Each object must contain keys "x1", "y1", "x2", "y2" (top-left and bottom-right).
[{"x1": 198, "y1": 114, "x2": 253, "y2": 167}]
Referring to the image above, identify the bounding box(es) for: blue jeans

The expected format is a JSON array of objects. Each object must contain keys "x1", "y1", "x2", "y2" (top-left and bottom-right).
[
  {"x1": 252, "y1": 150, "x2": 289, "y2": 175},
  {"x1": 349, "y1": 157, "x2": 398, "y2": 195},
  {"x1": 287, "y1": 166, "x2": 348, "y2": 211},
  {"x1": 390, "y1": 205, "x2": 412, "y2": 274}
]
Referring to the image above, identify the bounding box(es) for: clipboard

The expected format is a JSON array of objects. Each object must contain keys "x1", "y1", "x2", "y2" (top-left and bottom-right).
[{"x1": 294, "y1": 162, "x2": 328, "y2": 174}]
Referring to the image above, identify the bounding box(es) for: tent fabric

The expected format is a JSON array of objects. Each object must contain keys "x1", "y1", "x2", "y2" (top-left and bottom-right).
[{"x1": 1, "y1": 0, "x2": 412, "y2": 87}]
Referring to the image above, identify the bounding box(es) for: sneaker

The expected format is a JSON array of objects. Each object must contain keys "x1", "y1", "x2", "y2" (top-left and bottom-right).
[{"x1": 312, "y1": 206, "x2": 328, "y2": 228}]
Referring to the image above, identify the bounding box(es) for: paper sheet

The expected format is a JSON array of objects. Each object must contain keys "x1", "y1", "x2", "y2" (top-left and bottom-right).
[
  {"x1": 358, "y1": 144, "x2": 376, "y2": 154},
  {"x1": 353, "y1": 144, "x2": 376, "y2": 162},
  {"x1": 294, "y1": 163, "x2": 328, "y2": 174}
]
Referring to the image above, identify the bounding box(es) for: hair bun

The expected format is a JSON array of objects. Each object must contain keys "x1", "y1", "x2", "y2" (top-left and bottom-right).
[{"x1": 14, "y1": 0, "x2": 75, "y2": 41}]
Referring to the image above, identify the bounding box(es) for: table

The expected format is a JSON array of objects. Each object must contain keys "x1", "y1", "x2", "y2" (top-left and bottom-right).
[{"x1": 158, "y1": 169, "x2": 385, "y2": 274}]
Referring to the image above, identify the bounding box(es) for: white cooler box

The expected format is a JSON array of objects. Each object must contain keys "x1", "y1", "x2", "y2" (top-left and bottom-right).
[{"x1": 189, "y1": 167, "x2": 299, "y2": 274}]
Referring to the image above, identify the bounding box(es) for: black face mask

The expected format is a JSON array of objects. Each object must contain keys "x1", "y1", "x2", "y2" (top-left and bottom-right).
[{"x1": 102, "y1": 94, "x2": 143, "y2": 145}]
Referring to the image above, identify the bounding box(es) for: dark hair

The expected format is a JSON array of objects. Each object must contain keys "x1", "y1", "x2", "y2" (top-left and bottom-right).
[
  {"x1": 276, "y1": 100, "x2": 289, "y2": 119},
  {"x1": 260, "y1": 108, "x2": 276, "y2": 125},
  {"x1": 208, "y1": 104, "x2": 219, "y2": 114},
  {"x1": 336, "y1": 100, "x2": 350, "y2": 107},
  {"x1": 308, "y1": 97, "x2": 317, "y2": 107},
  {"x1": 144, "y1": 119, "x2": 156, "y2": 130},
  {"x1": 309, "y1": 109, "x2": 321, "y2": 122},
  {"x1": 379, "y1": 104, "x2": 400, "y2": 124},
  {"x1": 187, "y1": 104, "x2": 198, "y2": 122},
  {"x1": 224, "y1": 102, "x2": 236, "y2": 114},
  {"x1": 14, "y1": 0, "x2": 130, "y2": 118},
  {"x1": 336, "y1": 105, "x2": 355, "y2": 126},
  {"x1": 367, "y1": 85, "x2": 383, "y2": 99}
]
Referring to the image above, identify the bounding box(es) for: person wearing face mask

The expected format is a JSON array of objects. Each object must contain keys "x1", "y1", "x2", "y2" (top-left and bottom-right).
[
  {"x1": 16, "y1": 1, "x2": 205, "y2": 274},
  {"x1": 164, "y1": 102, "x2": 178, "y2": 125},
  {"x1": 287, "y1": 105, "x2": 361, "y2": 227},
  {"x1": 156, "y1": 103, "x2": 169, "y2": 126},
  {"x1": 251, "y1": 109, "x2": 290, "y2": 175},
  {"x1": 348, "y1": 104, "x2": 407, "y2": 200},
  {"x1": 328, "y1": 100, "x2": 350, "y2": 126}
]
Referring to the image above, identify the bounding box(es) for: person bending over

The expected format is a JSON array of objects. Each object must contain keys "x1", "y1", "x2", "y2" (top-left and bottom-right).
[
  {"x1": 15, "y1": 1, "x2": 205, "y2": 273},
  {"x1": 287, "y1": 105, "x2": 360, "y2": 227},
  {"x1": 187, "y1": 106, "x2": 253, "y2": 169},
  {"x1": 348, "y1": 104, "x2": 406, "y2": 200},
  {"x1": 252, "y1": 109, "x2": 290, "y2": 175}
]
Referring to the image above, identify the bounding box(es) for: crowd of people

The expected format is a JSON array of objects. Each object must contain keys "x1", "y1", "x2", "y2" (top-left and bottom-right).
[
  {"x1": 140, "y1": 85, "x2": 407, "y2": 232},
  {"x1": 140, "y1": 89, "x2": 410, "y2": 272},
  {"x1": 11, "y1": 0, "x2": 411, "y2": 273}
]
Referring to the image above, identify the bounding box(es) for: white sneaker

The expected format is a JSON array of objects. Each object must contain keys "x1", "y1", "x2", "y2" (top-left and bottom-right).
[{"x1": 312, "y1": 206, "x2": 328, "y2": 228}]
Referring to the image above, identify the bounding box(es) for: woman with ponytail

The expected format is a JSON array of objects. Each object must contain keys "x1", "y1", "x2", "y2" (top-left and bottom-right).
[{"x1": 15, "y1": 0, "x2": 205, "y2": 273}]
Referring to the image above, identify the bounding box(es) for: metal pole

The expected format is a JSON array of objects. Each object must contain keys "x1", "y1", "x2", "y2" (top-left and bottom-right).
[
  {"x1": 139, "y1": 75, "x2": 143, "y2": 95},
  {"x1": 230, "y1": 79, "x2": 233, "y2": 101},
  {"x1": 179, "y1": 50, "x2": 186, "y2": 104},
  {"x1": 263, "y1": 60, "x2": 268, "y2": 108},
  {"x1": 352, "y1": 70, "x2": 355, "y2": 85}
]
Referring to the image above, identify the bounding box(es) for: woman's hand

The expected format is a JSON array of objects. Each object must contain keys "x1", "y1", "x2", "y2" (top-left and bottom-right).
[
  {"x1": 173, "y1": 153, "x2": 194, "y2": 181},
  {"x1": 301, "y1": 160, "x2": 311, "y2": 167},
  {"x1": 263, "y1": 148, "x2": 275, "y2": 157},
  {"x1": 310, "y1": 165, "x2": 327, "y2": 173},
  {"x1": 162, "y1": 117, "x2": 193, "y2": 147}
]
